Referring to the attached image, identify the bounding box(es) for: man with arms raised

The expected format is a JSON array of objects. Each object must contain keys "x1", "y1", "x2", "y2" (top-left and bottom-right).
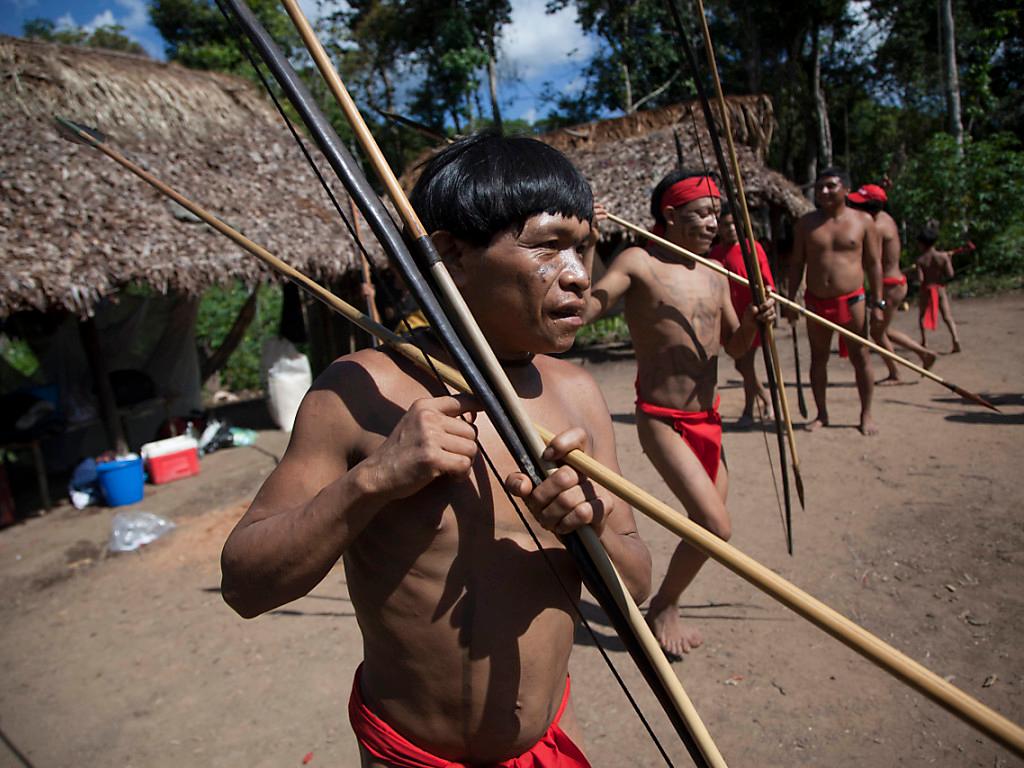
[
  {"x1": 847, "y1": 183, "x2": 936, "y2": 384},
  {"x1": 221, "y1": 134, "x2": 651, "y2": 768},
  {"x1": 784, "y1": 168, "x2": 883, "y2": 435},
  {"x1": 583, "y1": 172, "x2": 774, "y2": 659}
]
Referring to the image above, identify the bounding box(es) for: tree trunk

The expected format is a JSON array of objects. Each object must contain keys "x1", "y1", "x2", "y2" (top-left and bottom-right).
[
  {"x1": 200, "y1": 286, "x2": 259, "y2": 383},
  {"x1": 741, "y1": 4, "x2": 761, "y2": 92},
  {"x1": 487, "y1": 52, "x2": 503, "y2": 133},
  {"x1": 939, "y1": 0, "x2": 964, "y2": 154},
  {"x1": 622, "y1": 61, "x2": 633, "y2": 113},
  {"x1": 811, "y1": 23, "x2": 833, "y2": 168}
]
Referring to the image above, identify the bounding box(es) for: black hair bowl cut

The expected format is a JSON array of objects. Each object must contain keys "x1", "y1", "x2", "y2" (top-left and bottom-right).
[{"x1": 410, "y1": 131, "x2": 593, "y2": 246}]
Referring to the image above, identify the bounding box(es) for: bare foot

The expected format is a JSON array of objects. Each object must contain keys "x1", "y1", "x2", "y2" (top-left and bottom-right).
[
  {"x1": 805, "y1": 416, "x2": 828, "y2": 432},
  {"x1": 859, "y1": 414, "x2": 879, "y2": 436},
  {"x1": 876, "y1": 374, "x2": 904, "y2": 387},
  {"x1": 646, "y1": 600, "x2": 703, "y2": 660},
  {"x1": 922, "y1": 351, "x2": 937, "y2": 370},
  {"x1": 951, "y1": 341, "x2": 962, "y2": 354},
  {"x1": 736, "y1": 412, "x2": 755, "y2": 429}
]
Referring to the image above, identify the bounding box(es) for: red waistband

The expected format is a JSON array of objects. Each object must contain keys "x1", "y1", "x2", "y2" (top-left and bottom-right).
[
  {"x1": 882, "y1": 275, "x2": 908, "y2": 287},
  {"x1": 805, "y1": 286, "x2": 865, "y2": 303},
  {"x1": 349, "y1": 666, "x2": 575, "y2": 768},
  {"x1": 634, "y1": 394, "x2": 720, "y2": 421}
]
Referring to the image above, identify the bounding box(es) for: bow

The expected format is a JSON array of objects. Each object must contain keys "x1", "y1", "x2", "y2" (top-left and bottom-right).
[
  {"x1": 665, "y1": 0, "x2": 803, "y2": 555},
  {"x1": 218, "y1": 0, "x2": 724, "y2": 764},
  {"x1": 55, "y1": 117, "x2": 1021, "y2": 760}
]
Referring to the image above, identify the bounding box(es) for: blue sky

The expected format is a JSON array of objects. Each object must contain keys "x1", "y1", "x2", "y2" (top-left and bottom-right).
[{"x1": 0, "y1": 0, "x2": 595, "y2": 122}]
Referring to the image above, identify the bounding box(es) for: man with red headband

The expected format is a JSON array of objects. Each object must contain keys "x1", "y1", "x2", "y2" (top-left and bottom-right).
[
  {"x1": 846, "y1": 183, "x2": 936, "y2": 383},
  {"x1": 583, "y1": 171, "x2": 775, "y2": 659},
  {"x1": 784, "y1": 167, "x2": 882, "y2": 435}
]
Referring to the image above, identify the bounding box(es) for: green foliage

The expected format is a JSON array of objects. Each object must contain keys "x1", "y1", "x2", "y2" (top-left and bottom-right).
[
  {"x1": 328, "y1": 0, "x2": 511, "y2": 138},
  {"x1": 22, "y1": 18, "x2": 147, "y2": 55},
  {"x1": 544, "y1": 0, "x2": 693, "y2": 118},
  {"x1": 195, "y1": 282, "x2": 283, "y2": 392},
  {"x1": 891, "y1": 132, "x2": 1024, "y2": 275},
  {"x1": 0, "y1": 336, "x2": 41, "y2": 381},
  {"x1": 574, "y1": 314, "x2": 631, "y2": 347},
  {"x1": 149, "y1": 0, "x2": 301, "y2": 72}
]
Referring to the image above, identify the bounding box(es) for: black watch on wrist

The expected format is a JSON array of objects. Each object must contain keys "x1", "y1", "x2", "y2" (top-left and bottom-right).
[{"x1": 875, "y1": 298, "x2": 888, "y2": 310}]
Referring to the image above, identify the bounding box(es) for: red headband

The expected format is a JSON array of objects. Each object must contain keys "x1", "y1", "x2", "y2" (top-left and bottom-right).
[{"x1": 652, "y1": 176, "x2": 721, "y2": 236}]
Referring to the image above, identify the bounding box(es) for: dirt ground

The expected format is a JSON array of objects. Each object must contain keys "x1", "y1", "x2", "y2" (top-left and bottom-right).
[{"x1": 0, "y1": 293, "x2": 1021, "y2": 768}]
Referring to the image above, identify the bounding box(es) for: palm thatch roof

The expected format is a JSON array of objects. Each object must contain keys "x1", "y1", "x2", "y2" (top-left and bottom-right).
[
  {"x1": 536, "y1": 95, "x2": 812, "y2": 232},
  {"x1": 0, "y1": 35, "x2": 370, "y2": 318}
]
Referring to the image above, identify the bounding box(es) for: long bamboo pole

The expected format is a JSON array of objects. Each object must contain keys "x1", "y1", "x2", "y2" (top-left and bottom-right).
[
  {"x1": 60, "y1": 123, "x2": 1022, "y2": 758},
  {"x1": 692, "y1": 0, "x2": 805, "y2": 513},
  {"x1": 606, "y1": 213, "x2": 998, "y2": 412}
]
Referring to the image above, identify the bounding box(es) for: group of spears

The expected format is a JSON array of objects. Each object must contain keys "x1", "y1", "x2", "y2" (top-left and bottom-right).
[{"x1": 56, "y1": 0, "x2": 1018, "y2": 765}]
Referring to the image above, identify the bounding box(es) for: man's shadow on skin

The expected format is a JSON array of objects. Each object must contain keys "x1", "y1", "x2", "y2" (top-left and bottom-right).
[{"x1": 324, "y1": 355, "x2": 577, "y2": 748}]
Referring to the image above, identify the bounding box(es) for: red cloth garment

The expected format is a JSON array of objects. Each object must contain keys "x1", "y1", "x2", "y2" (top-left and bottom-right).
[
  {"x1": 348, "y1": 667, "x2": 590, "y2": 768},
  {"x1": 635, "y1": 396, "x2": 723, "y2": 482},
  {"x1": 922, "y1": 284, "x2": 940, "y2": 330},
  {"x1": 882, "y1": 275, "x2": 908, "y2": 288},
  {"x1": 652, "y1": 176, "x2": 720, "y2": 237},
  {"x1": 804, "y1": 287, "x2": 866, "y2": 358},
  {"x1": 708, "y1": 241, "x2": 776, "y2": 349}
]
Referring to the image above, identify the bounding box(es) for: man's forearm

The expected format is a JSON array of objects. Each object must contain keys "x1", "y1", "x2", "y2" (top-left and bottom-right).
[
  {"x1": 724, "y1": 315, "x2": 759, "y2": 359},
  {"x1": 598, "y1": 524, "x2": 652, "y2": 605},
  {"x1": 221, "y1": 463, "x2": 387, "y2": 618}
]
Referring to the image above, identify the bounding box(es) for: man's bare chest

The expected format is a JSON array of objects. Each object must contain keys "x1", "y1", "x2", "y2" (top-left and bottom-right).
[
  {"x1": 808, "y1": 220, "x2": 864, "y2": 257},
  {"x1": 628, "y1": 263, "x2": 722, "y2": 348}
]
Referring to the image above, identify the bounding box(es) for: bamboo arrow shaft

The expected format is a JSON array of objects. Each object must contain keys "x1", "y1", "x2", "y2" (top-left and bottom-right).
[
  {"x1": 606, "y1": 213, "x2": 995, "y2": 409},
  {"x1": 66, "y1": 128, "x2": 1022, "y2": 757},
  {"x1": 692, "y1": 0, "x2": 804, "y2": 514}
]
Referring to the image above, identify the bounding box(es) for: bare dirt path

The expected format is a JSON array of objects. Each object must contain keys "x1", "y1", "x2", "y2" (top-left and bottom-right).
[{"x1": 0, "y1": 293, "x2": 1020, "y2": 768}]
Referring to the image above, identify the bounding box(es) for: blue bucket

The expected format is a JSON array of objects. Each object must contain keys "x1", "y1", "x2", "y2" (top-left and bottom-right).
[{"x1": 96, "y1": 456, "x2": 145, "y2": 507}]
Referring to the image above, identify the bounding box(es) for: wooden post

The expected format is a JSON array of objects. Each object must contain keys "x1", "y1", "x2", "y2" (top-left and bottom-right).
[{"x1": 79, "y1": 316, "x2": 128, "y2": 455}]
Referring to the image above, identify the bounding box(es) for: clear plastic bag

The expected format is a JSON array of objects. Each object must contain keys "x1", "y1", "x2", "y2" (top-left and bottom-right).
[{"x1": 108, "y1": 511, "x2": 176, "y2": 552}]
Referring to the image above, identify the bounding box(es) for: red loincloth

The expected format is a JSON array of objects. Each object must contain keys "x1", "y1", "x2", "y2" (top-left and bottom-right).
[
  {"x1": 882, "y1": 275, "x2": 908, "y2": 287},
  {"x1": 708, "y1": 241, "x2": 776, "y2": 349},
  {"x1": 922, "y1": 284, "x2": 940, "y2": 330},
  {"x1": 635, "y1": 395, "x2": 723, "y2": 482},
  {"x1": 348, "y1": 667, "x2": 590, "y2": 768},
  {"x1": 804, "y1": 287, "x2": 866, "y2": 358}
]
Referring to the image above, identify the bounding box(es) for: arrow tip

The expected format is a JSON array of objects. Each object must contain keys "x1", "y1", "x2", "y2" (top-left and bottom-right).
[
  {"x1": 950, "y1": 384, "x2": 1001, "y2": 413},
  {"x1": 54, "y1": 116, "x2": 106, "y2": 146}
]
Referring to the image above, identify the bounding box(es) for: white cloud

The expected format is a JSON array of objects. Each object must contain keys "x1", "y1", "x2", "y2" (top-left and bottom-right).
[
  {"x1": 85, "y1": 10, "x2": 117, "y2": 32},
  {"x1": 54, "y1": 12, "x2": 77, "y2": 30},
  {"x1": 113, "y1": 0, "x2": 149, "y2": 31},
  {"x1": 298, "y1": 0, "x2": 347, "y2": 24},
  {"x1": 500, "y1": 0, "x2": 594, "y2": 80}
]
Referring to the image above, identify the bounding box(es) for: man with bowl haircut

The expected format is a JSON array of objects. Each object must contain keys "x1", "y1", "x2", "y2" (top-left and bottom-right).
[
  {"x1": 583, "y1": 171, "x2": 774, "y2": 659},
  {"x1": 221, "y1": 133, "x2": 652, "y2": 767}
]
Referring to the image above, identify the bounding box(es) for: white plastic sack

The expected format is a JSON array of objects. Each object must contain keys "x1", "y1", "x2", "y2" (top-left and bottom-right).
[{"x1": 266, "y1": 349, "x2": 311, "y2": 432}]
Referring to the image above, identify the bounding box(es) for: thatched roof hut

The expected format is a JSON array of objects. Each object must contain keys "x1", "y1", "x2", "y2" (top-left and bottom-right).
[
  {"x1": 536, "y1": 95, "x2": 812, "y2": 235},
  {"x1": 0, "y1": 35, "x2": 368, "y2": 318}
]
